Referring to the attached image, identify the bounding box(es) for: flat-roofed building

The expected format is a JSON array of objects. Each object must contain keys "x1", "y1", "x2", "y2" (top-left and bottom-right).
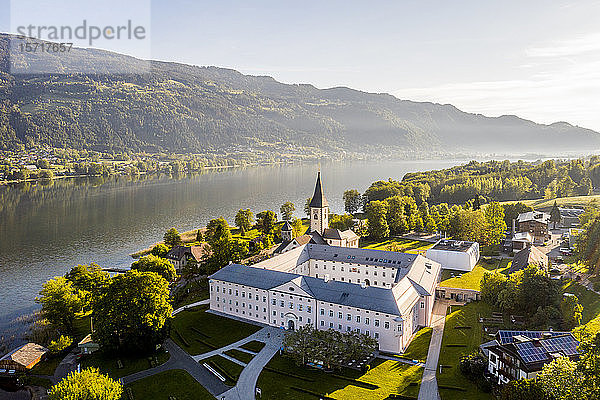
[{"x1": 425, "y1": 239, "x2": 480, "y2": 272}]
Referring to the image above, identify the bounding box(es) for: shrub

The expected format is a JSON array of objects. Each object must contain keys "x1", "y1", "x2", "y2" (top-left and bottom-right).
[{"x1": 48, "y1": 335, "x2": 73, "y2": 354}]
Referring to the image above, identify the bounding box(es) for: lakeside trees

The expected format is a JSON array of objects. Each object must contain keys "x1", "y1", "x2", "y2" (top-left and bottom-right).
[
  {"x1": 343, "y1": 189, "x2": 363, "y2": 214},
  {"x1": 36, "y1": 277, "x2": 82, "y2": 333},
  {"x1": 93, "y1": 270, "x2": 172, "y2": 353},
  {"x1": 131, "y1": 254, "x2": 177, "y2": 282},
  {"x1": 234, "y1": 209, "x2": 253, "y2": 236},
  {"x1": 256, "y1": 210, "x2": 277, "y2": 235},
  {"x1": 163, "y1": 227, "x2": 182, "y2": 247},
  {"x1": 280, "y1": 202, "x2": 295, "y2": 221}
]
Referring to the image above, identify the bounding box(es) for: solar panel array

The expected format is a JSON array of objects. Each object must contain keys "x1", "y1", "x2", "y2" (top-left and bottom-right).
[
  {"x1": 515, "y1": 341, "x2": 548, "y2": 363},
  {"x1": 496, "y1": 330, "x2": 565, "y2": 345},
  {"x1": 540, "y1": 335, "x2": 579, "y2": 356}
]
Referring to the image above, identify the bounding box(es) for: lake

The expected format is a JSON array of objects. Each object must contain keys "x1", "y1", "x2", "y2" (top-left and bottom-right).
[{"x1": 0, "y1": 159, "x2": 464, "y2": 344}]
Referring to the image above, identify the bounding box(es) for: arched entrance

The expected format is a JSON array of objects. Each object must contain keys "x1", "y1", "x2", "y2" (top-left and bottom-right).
[
  {"x1": 364, "y1": 279, "x2": 370, "y2": 287},
  {"x1": 287, "y1": 320, "x2": 295, "y2": 331},
  {"x1": 285, "y1": 313, "x2": 298, "y2": 331}
]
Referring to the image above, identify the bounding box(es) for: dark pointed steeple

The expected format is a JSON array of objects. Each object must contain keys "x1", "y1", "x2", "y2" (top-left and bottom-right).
[{"x1": 309, "y1": 171, "x2": 328, "y2": 208}]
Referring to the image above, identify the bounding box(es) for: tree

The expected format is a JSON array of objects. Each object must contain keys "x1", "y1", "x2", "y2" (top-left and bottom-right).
[
  {"x1": 36, "y1": 277, "x2": 82, "y2": 333},
  {"x1": 93, "y1": 270, "x2": 172, "y2": 352},
  {"x1": 561, "y1": 294, "x2": 583, "y2": 329},
  {"x1": 538, "y1": 356, "x2": 587, "y2": 400},
  {"x1": 304, "y1": 198, "x2": 311, "y2": 216},
  {"x1": 163, "y1": 227, "x2": 182, "y2": 247},
  {"x1": 256, "y1": 210, "x2": 277, "y2": 235},
  {"x1": 550, "y1": 201, "x2": 561, "y2": 230},
  {"x1": 483, "y1": 202, "x2": 507, "y2": 246},
  {"x1": 150, "y1": 243, "x2": 169, "y2": 257},
  {"x1": 65, "y1": 264, "x2": 110, "y2": 312},
  {"x1": 499, "y1": 379, "x2": 544, "y2": 400},
  {"x1": 280, "y1": 202, "x2": 295, "y2": 221},
  {"x1": 48, "y1": 335, "x2": 73, "y2": 354},
  {"x1": 291, "y1": 218, "x2": 304, "y2": 238},
  {"x1": 234, "y1": 209, "x2": 253, "y2": 236},
  {"x1": 48, "y1": 368, "x2": 122, "y2": 400},
  {"x1": 343, "y1": 189, "x2": 362, "y2": 214},
  {"x1": 366, "y1": 200, "x2": 389, "y2": 240},
  {"x1": 329, "y1": 214, "x2": 354, "y2": 231},
  {"x1": 131, "y1": 254, "x2": 177, "y2": 281},
  {"x1": 480, "y1": 272, "x2": 507, "y2": 307}
]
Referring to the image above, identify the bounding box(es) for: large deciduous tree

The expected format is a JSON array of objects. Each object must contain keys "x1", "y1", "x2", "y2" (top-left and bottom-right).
[
  {"x1": 163, "y1": 227, "x2": 182, "y2": 247},
  {"x1": 48, "y1": 368, "x2": 122, "y2": 400},
  {"x1": 36, "y1": 277, "x2": 82, "y2": 333},
  {"x1": 366, "y1": 200, "x2": 389, "y2": 240},
  {"x1": 343, "y1": 189, "x2": 363, "y2": 214},
  {"x1": 280, "y1": 202, "x2": 295, "y2": 221},
  {"x1": 256, "y1": 210, "x2": 277, "y2": 235},
  {"x1": 92, "y1": 270, "x2": 172, "y2": 352},
  {"x1": 234, "y1": 209, "x2": 253, "y2": 236},
  {"x1": 64, "y1": 263, "x2": 109, "y2": 312},
  {"x1": 131, "y1": 254, "x2": 177, "y2": 281},
  {"x1": 483, "y1": 202, "x2": 507, "y2": 246}
]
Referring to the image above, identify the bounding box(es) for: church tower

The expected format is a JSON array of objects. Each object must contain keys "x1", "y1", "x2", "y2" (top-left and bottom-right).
[{"x1": 309, "y1": 172, "x2": 329, "y2": 235}]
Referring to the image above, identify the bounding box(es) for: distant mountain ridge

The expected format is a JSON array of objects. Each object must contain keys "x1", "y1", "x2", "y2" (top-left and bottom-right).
[{"x1": 0, "y1": 33, "x2": 598, "y2": 155}]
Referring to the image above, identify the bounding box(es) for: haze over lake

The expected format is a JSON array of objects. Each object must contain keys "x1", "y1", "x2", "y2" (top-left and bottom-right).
[{"x1": 0, "y1": 159, "x2": 480, "y2": 342}]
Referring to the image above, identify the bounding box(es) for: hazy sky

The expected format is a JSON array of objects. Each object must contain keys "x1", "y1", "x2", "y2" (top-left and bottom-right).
[{"x1": 2, "y1": 0, "x2": 600, "y2": 131}]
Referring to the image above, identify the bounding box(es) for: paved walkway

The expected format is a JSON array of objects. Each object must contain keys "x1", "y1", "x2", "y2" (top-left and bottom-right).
[
  {"x1": 418, "y1": 300, "x2": 448, "y2": 400},
  {"x1": 378, "y1": 354, "x2": 425, "y2": 367},
  {"x1": 122, "y1": 339, "x2": 230, "y2": 397},
  {"x1": 172, "y1": 299, "x2": 210, "y2": 315}
]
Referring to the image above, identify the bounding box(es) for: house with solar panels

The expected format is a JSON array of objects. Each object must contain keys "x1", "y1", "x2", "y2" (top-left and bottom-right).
[
  {"x1": 208, "y1": 172, "x2": 442, "y2": 354},
  {"x1": 485, "y1": 330, "x2": 580, "y2": 384}
]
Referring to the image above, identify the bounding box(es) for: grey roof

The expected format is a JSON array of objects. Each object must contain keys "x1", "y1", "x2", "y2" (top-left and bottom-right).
[
  {"x1": 430, "y1": 239, "x2": 477, "y2": 252},
  {"x1": 309, "y1": 172, "x2": 328, "y2": 208},
  {"x1": 510, "y1": 245, "x2": 548, "y2": 273},
  {"x1": 306, "y1": 243, "x2": 418, "y2": 269},
  {"x1": 210, "y1": 264, "x2": 401, "y2": 315},
  {"x1": 517, "y1": 211, "x2": 550, "y2": 224},
  {"x1": 559, "y1": 208, "x2": 584, "y2": 218}
]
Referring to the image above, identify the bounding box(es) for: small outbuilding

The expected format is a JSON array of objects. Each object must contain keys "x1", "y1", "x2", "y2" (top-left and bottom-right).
[
  {"x1": 425, "y1": 239, "x2": 480, "y2": 272},
  {"x1": 509, "y1": 245, "x2": 548, "y2": 273},
  {"x1": 78, "y1": 334, "x2": 100, "y2": 355},
  {"x1": 0, "y1": 343, "x2": 48, "y2": 371}
]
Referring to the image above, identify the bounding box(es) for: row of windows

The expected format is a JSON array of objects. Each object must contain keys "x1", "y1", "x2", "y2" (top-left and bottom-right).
[
  {"x1": 314, "y1": 264, "x2": 388, "y2": 277},
  {"x1": 318, "y1": 321, "x2": 381, "y2": 338},
  {"x1": 271, "y1": 299, "x2": 312, "y2": 313}
]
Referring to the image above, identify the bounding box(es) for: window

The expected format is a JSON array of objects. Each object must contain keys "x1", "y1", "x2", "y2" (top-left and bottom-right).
[
  {"x1": 280, "y1": 312, "x2": 284, "y2": 318},
  {"x1": 216, "y1": 296, "x2": 219, "y2": 301},
  {"x1": 242, "y1": 292, "x2": 245, "y2": 298},
  {"x1": 347, "y1": 314, "x2": 352, "y2": 321},
  {"x1": 347, "y1": 326, "x2": 351, "y2": 331},
  {"x1": 338, "y1": 324, "x2": 342, "y2": 330},
  {"x1": 375, "y1": 319, "x2": 380, "y2": 327},
  {"x1": 235, "y1": 301, "x2": 239, "y2": 306},
  {"x1": 329, "y1": 310, "x2": 334, "y2": 317},
  {"x1": 321, "y1": 320, "x2": 325, "y2": 326},
  {"x1": 280, "y1": 301, "x2": 284, "y2": 307},
  {"x1": 263, "y1": 296, "x2": 266, "y2": 302},
  {"x1": 307, "y1": 318, "x2": 311, "y2": 323},
  {"x1": 307, "y1": 306, "x2": 312, "y2": 313},
  {"x1": 384, "y1": 321, "x2": 390, "y2": 329},
  {"x1": 263, "y1": 308, "x2": 266, "y2": 312},
  {"x1": 299, "y1": 304, "x2": 303, "y2": 311},
  {"x1": 236, "y1": 290, "x2": 239, "y2": 296},
  {"x1": 490, "y1": 353, "x2": 497, "y2": 364},
  {"x1": 289, "y1": 302, "x2": 294, "y2": 309},
  {"x1": 365, "y1": 330, "x2": 370, "y2": 336},
  {"x1": 338, "y1": 312, "x2": 343, "y2": 319},
  {"x1": 365, "y1": 317, "x2": 370, "y2": 325},
  {"x1": 320, "y1": 309, "x2": 325, "y2": 315},
  {"x1": 256, "y1": 295, "x2": 259, "y2": 300},
  {"x1": 356, "y1": 316, "x2": 360, "y2": 323},
  {"x1": 299, "y1": 316, "x2": 303, "y2": 322},
  {"x1": 229, "y1": 289, "x2": 232, "y2": 295},
  {"x1": 375, "y1": 332, "x2": 379, "y2": 339},
  {"x1": 272, "y1": 299, "x2": 276, "y2": 305},
  {"x1": 420, "y1": 302, "x2": 425, "y2": 309}
]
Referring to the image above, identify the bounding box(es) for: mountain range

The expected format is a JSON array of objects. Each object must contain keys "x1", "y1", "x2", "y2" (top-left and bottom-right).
[{"x1": 1, "y1": 33, "x2": 598, "y2": 156}]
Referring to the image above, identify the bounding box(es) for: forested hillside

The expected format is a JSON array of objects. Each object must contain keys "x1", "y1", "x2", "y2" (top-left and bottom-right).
[{"x1": 1, "y1": 33, "x2": 599, "y2": 155}]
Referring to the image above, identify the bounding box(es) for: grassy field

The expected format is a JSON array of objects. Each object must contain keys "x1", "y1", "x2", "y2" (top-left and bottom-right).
[
  {"x1": 256, "y1": 355, "x2": 422, "y2": 400},
  {"x1": 240, "y1": 340, "x2": 265, "y2": 353},
  {"x1": 439, "y1": 258, "x2": 511, "y2": 291},
  {"x1": 362, "y1": 237, "x2": 434, "y2": 254},
  {"x1": 126, "y1": 369, "x2": 214, "y2": 400},
  {"x1": 170, "y1": 305, "x2": 261, "y2": 355},
  {"x1": 30, "y1": 356, "x2": 62, "y2": 376},
  {"x1": 80, "y1": 348, "x2": 170, "y2": 379},
  {"x1": 501, "y1": 194, "x2": 600, "y2": 210},
  {"x1": 224, "y1": 348, "x2": 255, "y2": 364},
  {"x1": 437, "y1": 302, "x2": 494, "y2": 400},
  {"x1": 204, "y1": 354, "x2": 245, "y2": 386},
  {"x1": 401, "y1": 327, "x2": 433, "y2": 363}
]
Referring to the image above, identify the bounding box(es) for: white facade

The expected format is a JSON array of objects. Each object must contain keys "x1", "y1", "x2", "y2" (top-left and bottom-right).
[
  {"x1": 209, "y1": 243, "x2": 441, "y2": 354},
  {"x1": 425, "y1": 240, "x2": 480, "y2": 272}
]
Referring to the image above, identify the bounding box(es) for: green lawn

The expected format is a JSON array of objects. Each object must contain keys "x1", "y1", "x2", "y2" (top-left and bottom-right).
[
  {"x1": 80, "y1": 348, "x2": 170, "y2": 379},
  {"x1": 256, "y1": 355, "x2": 422, "y2": 400},
  {"x1": 240, "y1": 340, "x2": 266, "y2": 353},
  {"x1": 170, "y1": 305, "x2": 261, "y2": 355},
  {"x1": 437, "y1": 302, "x2": 494, "y2": 400},
  {"x1": 401, "y1": 327, "x2": 433, "y2": 362},
  {"x1": 564, "y1": 280, "x2": 600, "y2": 337},
  {"x1": 127, "y1": 369, "x2": 214, "y2": 400},
  {"x1": 362, "y1": 237, "x2": 434, "y2": 254},
  {"x1": 439, "y1": 258, "x2": 510, "y2": 291},
  {"x1": 224, "y1": 348, "x2": 255, "y2": 364},
  {"x1": 30, "y1": 355, "x2": 62, "y2": 376},
  {"x1": 501, "y1": 194, "x2": 600, "y2": 211},
  {"x1": 204, "y1": 354, "x2": 244, "y2": 386}
]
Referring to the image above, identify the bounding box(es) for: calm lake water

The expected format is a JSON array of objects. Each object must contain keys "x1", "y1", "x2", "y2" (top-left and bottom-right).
[{"x1": 0, "y1": 159, "x2": 465, "y2": 344}]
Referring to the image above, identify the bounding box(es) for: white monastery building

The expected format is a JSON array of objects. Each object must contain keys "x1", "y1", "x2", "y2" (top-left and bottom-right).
[{"x1": 208, "y1": 173, "x2": 443, "y2": 354}]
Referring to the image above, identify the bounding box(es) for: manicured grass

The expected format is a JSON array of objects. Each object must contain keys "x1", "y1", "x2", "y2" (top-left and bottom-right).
[
  {"x1": 439, "y1": 259, "x2": 510, "y2": 291},
  {"x1": 256, "y1": 355, "x2": 421, "y2": 399},
  {"x1": 563, "y1": 280, "x2": 600, "y2": 324},
  {"x1": 401, "y1": 327, "x2": 432, "y2": 362},
  {"x1": 80, "y1": 348, "x2": 170, "y2": 379},
  {"x1": 204, "y1": 354, "x2": 244, "y2": 386},
  {"x1": 24, "y1": 376, "x2": 53, "y2": 388},
  {"x1": 362, "y1": 237, "x2": 434, "y2": 254},
  {"x1": 30, "y1": 355, "x2": 62, "y2": 376},
  {"x1": 224, "y1": 348, "x2": 255, "y2": 364},
  {"x1": 127, "y1": 369, "x2": 214, "y2": 400},
  {"x1": 240, "y1": 340, "x2": 266, "y2": 353},
  {"x1": 515, "y1": 195, "x2": 600, "y2": 210},
  {"x1": 170, "y1": 305, "x2": 261, "y2": 355},
  {"x1": 437, "y1": 302, "x2": 494, "y2": 400}
]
